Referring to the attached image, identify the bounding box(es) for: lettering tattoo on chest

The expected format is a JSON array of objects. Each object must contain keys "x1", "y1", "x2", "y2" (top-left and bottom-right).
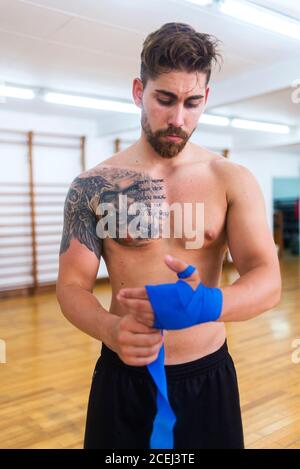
[{"x1": 59, "y1": 167, "x2": 168, "y2": 258}]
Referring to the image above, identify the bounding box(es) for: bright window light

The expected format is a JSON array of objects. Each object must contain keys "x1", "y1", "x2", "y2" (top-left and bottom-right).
[
  {"x1": 43, "y1": 92, "x2": 140, "y2": 114},
  {"x1": 231, "y1": 118, "x2": 290, "y2": 134},
  {"x1": 0, "y1": 84, "x2": 35, "y2": 100},
  {"x1": 200, "y1": 113, "x2": 230, "y2": 126},
  {"x1": 220, "y1": 0, "x2": 300, "y2": 41}
]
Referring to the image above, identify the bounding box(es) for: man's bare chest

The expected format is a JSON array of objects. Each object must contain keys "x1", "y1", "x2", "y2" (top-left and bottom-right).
[{"x1": 93, "y1": 165, "x2": 227, "y2": 250}]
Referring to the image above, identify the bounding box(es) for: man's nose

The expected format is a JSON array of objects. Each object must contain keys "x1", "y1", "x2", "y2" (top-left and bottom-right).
[{"x1": 167, "y1": 105, "x2": 185, "y2": 128}]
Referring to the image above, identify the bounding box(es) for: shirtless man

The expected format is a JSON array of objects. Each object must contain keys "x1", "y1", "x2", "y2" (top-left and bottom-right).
[{"x1": 56, "y1": 23, "x2": 281, "y2": 449}]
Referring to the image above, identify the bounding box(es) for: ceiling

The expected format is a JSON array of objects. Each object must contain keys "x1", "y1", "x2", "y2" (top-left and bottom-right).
[
  {"x1": 213, "y1": 88, "x2": 300, "y2": 126},
  {"x1": 0, "y1": 0, "x2": 299, "y2": 151}
]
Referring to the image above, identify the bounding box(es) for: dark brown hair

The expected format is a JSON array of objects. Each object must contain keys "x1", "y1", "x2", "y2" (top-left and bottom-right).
[{"x1": 140, "y1": 22, "x2": 222, "y2": 87}]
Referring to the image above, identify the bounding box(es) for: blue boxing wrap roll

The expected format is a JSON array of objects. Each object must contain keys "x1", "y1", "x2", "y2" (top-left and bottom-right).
[
  {"x1": 147, "y1": 339, "x2": 176, "y2": 449},
  {"x1": 145, "y1": 265, "x2": 223, "y2": 449}
]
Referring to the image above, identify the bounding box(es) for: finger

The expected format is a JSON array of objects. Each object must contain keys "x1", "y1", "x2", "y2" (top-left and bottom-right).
[
  {"x1": 164, "y1": 254, "x2": 199, "y2": 281},
  {"x1": 124, "y1": 342, "x2": 163, "y2": 358},
  {"x1": 118, "y1": 287, "x2": 148, "y2": 300},
  {"x1": 124, "y1": 353, "x2": 161, "y2": 366},
  {"x1": 121, "y1": 316, "x2": 158, "y2": 334},
  {"x1": 144, "y1": 353, "x2": 162, "y2": 365},
  {"x1": 118, "y1": 298, "x2": 155, "y2": 327},
  {"x1": 118, "y1": 297, "x2": 153, "y2": 313},
  {"x1": 134, "y1": 312, "x2": 154, "y2": 328},
  {"x1": 130, "y1": 332, "x2": 163, "y2": 347}
]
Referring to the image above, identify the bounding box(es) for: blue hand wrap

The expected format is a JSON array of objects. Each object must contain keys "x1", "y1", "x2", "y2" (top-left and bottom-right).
[
  {"x1": 145, "y1": 265, "x2": 223, "y2": 449},
  {"x1": 146, "y1": 280, "x2": 223, "y2": 330},
  {"x1": 177, "y1": 265, "x2": 196, "y2": 279}
]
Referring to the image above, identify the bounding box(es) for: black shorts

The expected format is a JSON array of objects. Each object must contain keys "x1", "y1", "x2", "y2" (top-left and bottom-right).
[{"x1": 84, "y1": 340, "x2": 244, "y2": 449}]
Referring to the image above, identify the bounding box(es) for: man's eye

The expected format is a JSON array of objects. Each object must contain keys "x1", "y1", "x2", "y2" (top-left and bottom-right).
[
  {"x1": 157, "y1": 98, "x2": 172, "y2": 106},
  {"x1": 186, "y1": 102, "x2": 200, "y2": 108}
]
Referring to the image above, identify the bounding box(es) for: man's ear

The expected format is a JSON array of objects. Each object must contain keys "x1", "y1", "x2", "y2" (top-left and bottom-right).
[{"x1": 132, "y1": 77, "x2": 144, "y2": 108}]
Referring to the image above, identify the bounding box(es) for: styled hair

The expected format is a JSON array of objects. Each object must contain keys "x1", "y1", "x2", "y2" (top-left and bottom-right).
[{"x1": 140, "y1": 22, "x2": 222, "y2": 87}]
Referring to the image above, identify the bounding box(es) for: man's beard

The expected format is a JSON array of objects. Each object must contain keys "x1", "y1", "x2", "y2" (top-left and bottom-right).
[{"x1": 141, "y1": 111, "x2": 195, "y2": 158}]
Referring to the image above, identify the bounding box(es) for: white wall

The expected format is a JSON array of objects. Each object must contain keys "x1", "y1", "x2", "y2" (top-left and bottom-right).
[
  {"x1": 0, "y1": 108, "x2": 99, "y2": 138},
  {"x1": 230, "y1": 150, "x2": 300, "y2": 230},
  {"x1": 0, "y1": 108, "x2": 112, "y2": 286}
]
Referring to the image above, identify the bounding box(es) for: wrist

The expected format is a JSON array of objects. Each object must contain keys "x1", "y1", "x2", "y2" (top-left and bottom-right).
[{"x1": 100, "y1": 312, "x2": 120, "y2": 351}]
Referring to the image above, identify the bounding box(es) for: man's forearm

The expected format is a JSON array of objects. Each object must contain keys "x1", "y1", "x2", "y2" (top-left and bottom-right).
[
  {"x1": 56, "y1": 284, "x2": 118, "y2": 347},
  {"x1": 219, "y1": 264, "x2": 281, "y2": 322}
]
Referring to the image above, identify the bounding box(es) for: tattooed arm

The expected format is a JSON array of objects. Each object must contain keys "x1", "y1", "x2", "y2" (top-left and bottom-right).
[
  {"x1": 56, "y1": 170, "x2": 164, "y2": 365},
  {"x1": 56, "y1": 174, "x2": 118, "y2": 345},
  {"x1": 59, "y1": 175, "x2": 102, "y2": 260}
]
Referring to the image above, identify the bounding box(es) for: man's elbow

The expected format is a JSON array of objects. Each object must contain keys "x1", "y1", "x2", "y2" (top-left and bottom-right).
[
  {"x1": 56, "y1": 280, "x2": 64, "y2": 301},
  {"x1": 56, "y1": 281, "x2": 65, "y2": 312},
  {"x1": 56, "y1": 281, "x2": 74, "y2": 317}
]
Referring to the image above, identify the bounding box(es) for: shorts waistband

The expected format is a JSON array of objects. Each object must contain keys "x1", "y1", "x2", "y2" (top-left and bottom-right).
[{"x1": 99, "y1": 340, "x2": 229, "y2": 380}]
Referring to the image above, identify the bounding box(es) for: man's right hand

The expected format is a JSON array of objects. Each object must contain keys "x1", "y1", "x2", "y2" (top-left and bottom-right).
[{"x1": 109, "y1": 314, "x2": 164, "y2": 366}]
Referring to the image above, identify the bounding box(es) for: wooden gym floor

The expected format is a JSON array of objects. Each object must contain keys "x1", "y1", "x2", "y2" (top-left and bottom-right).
[{"x1": 0, "y1": 256, "x2": 300, "y2": 449}]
